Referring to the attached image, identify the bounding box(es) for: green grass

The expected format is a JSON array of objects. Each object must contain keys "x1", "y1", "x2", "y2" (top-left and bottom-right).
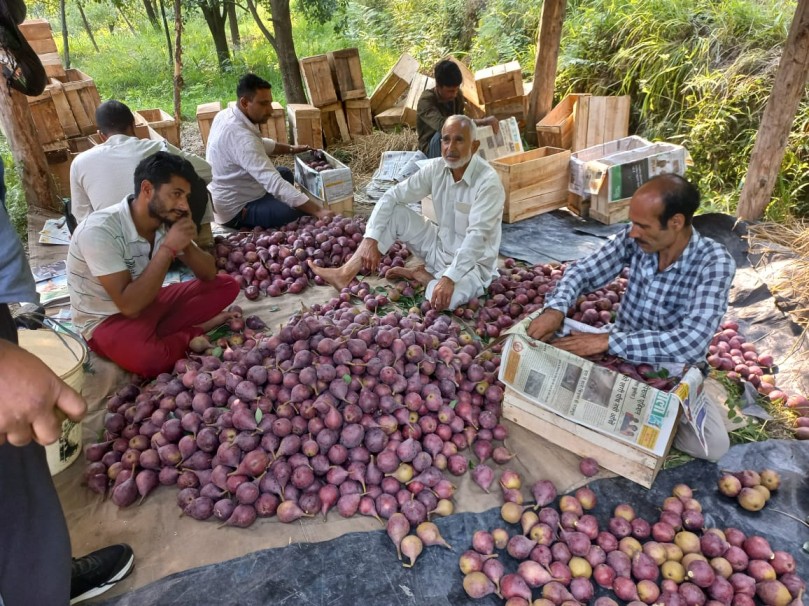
[{"x1": 0, "y1": 143, "x2": 28, "y2": 243}]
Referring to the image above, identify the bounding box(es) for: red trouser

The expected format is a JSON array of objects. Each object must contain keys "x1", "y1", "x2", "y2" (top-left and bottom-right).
[{"x1": 88, "y1": 275, "x2": 239, "y2": 378}]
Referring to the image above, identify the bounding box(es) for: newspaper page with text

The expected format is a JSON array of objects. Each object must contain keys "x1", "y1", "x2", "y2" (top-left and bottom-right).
[{"x1": 499, "y1": 332, "x2": 706, "y2": 456}]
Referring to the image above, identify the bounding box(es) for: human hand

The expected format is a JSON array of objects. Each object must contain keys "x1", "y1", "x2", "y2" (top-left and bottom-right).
[
  {"x1": 293, "y1": 144, "x2": 312, "y2": 154},
  {"x1": 355, "y1": 238, "x2": 382, "y2": 274},
  {"x1": 552, "y1": 332, "x2": 610, "y2": 358},
  {"x1": 0, "y1": 340, "x2": 87, "y2": 447},
  {"x1": 488, "y1": 116, "x2": 500, "y2": 135},
  {"x1": 163, "y1": 216, "x2": 197, "y2": 253},
  {"x1": 315, "y1": 207, "x2": 335, "y2": 221},
  {"x1": 430, "y1": 276, "x2": 455, "y2": 311},
  {"x1": 526, "y1": 309, "x2": 565, "y2": 342}
]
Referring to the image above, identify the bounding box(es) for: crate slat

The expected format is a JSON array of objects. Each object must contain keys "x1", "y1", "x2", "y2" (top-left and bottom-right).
[
  {"x1": 136, "y1": 108, "x2": 180, "y2": 147},
  {"x1": 344, "y1": 99, "x2": 373, "y2": 137},
  {"x1": 320, "y1": 102, "x2": 351, "y2": 144},
  {"x1": 402, "y1": 73, "x2": 434, "y2": 128},
  {"x1": 196, "y1": 101, "x2": 221, "y2": 149},
  {"x1": 474, "y1": 61, "x2": 523, "y2": 105},
  {"x1": 287, "y1": 104, "x2": 323, "y2": 148},
  {"x1": 300, "y1": 55, "x2": 340, "y2": 107},
  {"x1": 327, "y1": 48, "x2": 366, "y2": 101},
  {"x1": 370, "y1": 53, "x2": 419, "y2": 115},
  {"x1": 373, "y1": 106, "x2": 406, "y2": 132}
]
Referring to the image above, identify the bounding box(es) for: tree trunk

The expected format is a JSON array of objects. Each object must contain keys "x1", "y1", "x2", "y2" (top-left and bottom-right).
[
  {"x1": 60, "y1": 0, "x2": 70, "y2": 68},
  {"x1": 525, "y1": 0, "x2": 567, "y2": 146},
  {"x1": 246, "y1": 0, "x2": 277, "y2": 49},
  {"x1": 226, "y1": 1, "x2": 240, "y2": 48},
  {"x1": 457, "y1": 0, "x2": 485, "y2": 53},
  {"x1": 199, "y1": 1, "x2": 230, "y2": 71},
  {"x1": 142, "y1": 0, "x2": 161, "y2": 29},
  {"x1": 173, "y1": 0, "x2": 183, "y2": 130},
  {"x1": 77, "y1": 1, "x2": 99, "y2": 52},
  {"x1": 269, "y1": 0, "x2": 306, "y2": 103},
  {"x1": 159, "y1": 0, "x2": 173, "y2": 64},
  {"x1": 737, "y1": 0, "x2": 809, "y2": 221},
  {"x1": 118, "y1": 5, "x2": 137, "y2": 35},
  {"x1": 0, "y1": 86, "x2": 61, "y2": 212}
]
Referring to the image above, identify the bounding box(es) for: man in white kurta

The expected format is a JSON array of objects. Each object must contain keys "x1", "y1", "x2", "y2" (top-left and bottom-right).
[{"x1": 309, "y1": 115, "x2": 504, "y2": 310}]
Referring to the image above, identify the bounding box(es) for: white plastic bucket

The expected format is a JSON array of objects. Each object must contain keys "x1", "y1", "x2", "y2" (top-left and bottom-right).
[{"x1": 17, "y1": 328, "x2": 87, "y2": 475}]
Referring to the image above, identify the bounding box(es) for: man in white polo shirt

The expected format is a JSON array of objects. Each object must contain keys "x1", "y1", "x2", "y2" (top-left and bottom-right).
[
  {"x1": 206, "y1": 73, "x2": 333, "y2": 229},
  {"x1": 70, "y1": 100, "x2": 215, "y2": 247},
  {"x1": 67, "y1": 152, "x2": 239, "y2": 378}
]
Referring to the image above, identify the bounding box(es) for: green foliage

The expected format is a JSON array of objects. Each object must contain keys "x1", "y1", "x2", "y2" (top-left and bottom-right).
[{"x1": 0, "y1": 140, "x2": 28, "y2": 244}]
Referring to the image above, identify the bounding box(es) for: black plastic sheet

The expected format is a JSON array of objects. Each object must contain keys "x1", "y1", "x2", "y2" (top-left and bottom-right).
[{"x1": 101, "y1": 440, "x2": 809, "y2": 606}]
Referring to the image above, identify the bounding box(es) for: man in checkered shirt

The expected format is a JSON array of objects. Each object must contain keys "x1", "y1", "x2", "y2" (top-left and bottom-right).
[{"x1": 525, "y1": 173, "x2": 736, "y2": 461}]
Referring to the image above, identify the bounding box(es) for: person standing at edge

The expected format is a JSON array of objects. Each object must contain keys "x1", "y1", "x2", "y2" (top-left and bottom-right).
[
  {"x1": 67, "y1": 152, "x2": 240, "y2": 379},
  {"x1": 417, "y1": 59, "x2": 499, "y2": 158},
  {"x1": 309, "y1": 115, "x2": 505, "y2": 312},
  {"x1": 206, "y1": 73, "x2": 333, "y2": 229}
]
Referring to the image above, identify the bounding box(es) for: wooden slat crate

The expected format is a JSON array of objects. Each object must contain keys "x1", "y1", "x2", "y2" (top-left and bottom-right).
[
  {"x1": 27, "y1": 90, "x2": 67, "y2": 152},
  {"x1": 503, "y1": 387, "x2": 676, "y2": 489},
  {"x1": 370, "y1": 53, "x2": 419, "y2": 115},
  {"x1": 327, "y1": 48, "x2": 366, "y2": 101},
  {"x1": 571, "y1": 95, "x2": 631, "y2": 152},
  {"x1": 475, "y1": 61, "x2": 523, "y2": 106},
  {"x1": 320, "y1": 102, "x2": 351, "y2": 145},
  {"x1": 443, "y1": 56, "x2": 485, "y2": 119},
  {"x1": 53, "y1": 69, "x2": 101, "y2": 135},
  {"x1": 300, "y1": 54, "x2": 339, "y2": 107},
  {"x1": 302, "y1": 187, "x2": 353, "y2": 215},
  {"x1": 196, "y1": 101, "x2": 221, "y2": 149},
  {"x1": 485, "y1": 95, "x2": 526, "y2": 129},
  {"x1": 374, "y1": 106, "x2": 406, "y2": 132},
  {"x1": 287, "y1": 104, "x2": 323, "y2": 148},
  {"x1": 402, "y1": 73, "x2": 434, "y2": 128},
  {"x1": 136, "y1": 108, "x2": 180, "y2": 147},
  {"x1": 39, "y1": 52, "x2": 66, "y2": 79},
  {"x1": 344, "y1": 99, "x2": 373, "y2": 137},
  {"x1": 491, "y1": 147, "x2": 571, "y2": 223},
  {"x1": 19, "y1": 19, "x2": 58, "y2": 55},
  {"x1": 589, "y1": 198, "x2": 631, "y2": 225},
  {"x1": 536, "y1": 93, "x2": 588, "y2": 150},
  {"x1": 261, "y1": 101, "x2": 288, "y2": 144},
  {"x1": 44, "y1": 79, "x2": 80, "y2": 138}
]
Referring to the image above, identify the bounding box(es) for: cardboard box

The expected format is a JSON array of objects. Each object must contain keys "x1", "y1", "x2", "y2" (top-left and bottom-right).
[
  {"x1": 294, "y1": 150, "x2": 353, "y2": 203},
  {"x1": 569, "y1": 136, "x2": 689, "y2": 224},
  {"x1": 370, "y1": 53, "x2": 419, "y2": 115},
  {"x1": 492, "y1": 147, "x2": 571, "y2": 223},
  {"x1": 500, "y1": 333, "x2": 704, "y2": 488}
]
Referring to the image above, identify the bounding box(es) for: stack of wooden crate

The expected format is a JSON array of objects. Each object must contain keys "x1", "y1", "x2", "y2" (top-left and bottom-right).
[
  {"x1": 476, "y1": 61, "x2": 526, "y2": 127},
  {"x1": 370, "y1": 54, "x2": 419, "y2": 131},
  {"x1": 196, "y1": 101, "x2": 288, "y2": 150},
  {"x1": 18, "y1": 19, "x2": 64, "y2": 79}
]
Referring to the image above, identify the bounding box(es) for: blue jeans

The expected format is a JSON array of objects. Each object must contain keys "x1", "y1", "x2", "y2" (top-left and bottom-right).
[
  {"x1": 224, "y1": 166, "x2": 304, "y2": 229},
  {"x1": 427, "y1": 131, "x2": 442, "y2": 159}
]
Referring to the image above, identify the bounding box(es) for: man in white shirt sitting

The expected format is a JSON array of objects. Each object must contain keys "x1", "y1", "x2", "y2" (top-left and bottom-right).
[
  {"x1": 206, "y1": 73, "x2": 333, "y2": 229},
  {"x1": 309, "y1": 115, "x2": 505, "y2": 311},
  {"x1": 70, "y1": 100, "x2": 214, "y2": 247},
  {"x1": 67, "y1": 152, "x2": 239, "y2": 378}
]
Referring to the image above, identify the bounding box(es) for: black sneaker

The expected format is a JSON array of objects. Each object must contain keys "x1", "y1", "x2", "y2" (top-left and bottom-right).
[{"x1": 70, "y1": 543, "x2": 135, "y2": 604}]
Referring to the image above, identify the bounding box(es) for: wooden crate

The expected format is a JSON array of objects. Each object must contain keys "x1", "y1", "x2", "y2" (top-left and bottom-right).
[
  {"x1": 19, "y1": 19, "x2": 58, "y2": 55},
  {"x1": 327, "y1": 48, "x2": 366, "y2": 101},
  {"x1": 374, "y1": 106, "x2": 406, "y2": 132},
  {"x1": 402, "y1": 73, "x2": 434, "y2": 128},
  {"x1": 47, "y1": 136, "x2": 95, "y2": 198},
  {"x1": 261, "y1": 101, "x2": 288, "y2": 144},
  {"x1": 27, "y1": 89, "x2": 67, "y2": 151},
  {"x1": 536, "y1": 93, "x2": 587, "y2": 150},
  {"x1": 589, "y1": 198, "x2": 631, "y2": 225},
  {"x1": 43, "y1": 78, "x2": 80, "y2": 138},
  {"x1": 54, "y1": 69, "x2": 101, "y2": 136},
  {"x1": 196, "y1": 101, "x2": 221, "y2": 149},
  {"x1": 300, "y1": 54, "x2": 339, "y2": 107},
  {"x1": 344, "y1": 99, "x2": 373, "y2": 137},
  {"x1": 287, "y1": 104, "x2": 323, "y2": 149},
  {"x1": 503, "y1": 387, "x2": 676, "y2": 489},
  {"x1": 136, "y1": 108, "x2": 180, "y2": 147},
  {"x1": 572, "y1": 95, "x2": 631, "y2": 152},
  {"x1": 370, "y1": 53, "x2": 419, "y2": 115},
  {"x1": 320, "y1": 102, "x2": 351, "y2": 145},
  {"x1": 475, "y1": 61, "x2": 523, "y2": 105},
  {"x1": 485, "y1": 95, "x2": 526, "y2": 129},
  {"x1": 443, "y1": 56, "x2": 485, "y2": 119},
  {"x1": 491, "y1": 147, "x2": 571, "y2": 223},
  {"x1": 300, "y1": 186, "x2": 353, "y2": 215}
]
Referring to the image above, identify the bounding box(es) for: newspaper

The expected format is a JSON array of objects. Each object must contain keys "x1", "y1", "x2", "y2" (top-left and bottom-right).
[
  {"x1": 476, "y1": 117, "x2": 523, "y2": 161},
  {"x1": 365, "y1": 151, "x2": 427, "y2": 201},
  {"x1": 39, "y1": 218, "x2": 71, "y2": 245},
  {"x1": 500, "y1": 326, "x2": 707, "y2": 457}
]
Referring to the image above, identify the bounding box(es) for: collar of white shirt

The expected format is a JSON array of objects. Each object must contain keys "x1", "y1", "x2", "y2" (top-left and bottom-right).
[{"x1": 229, "y1": 104, "x2": 261, "y2": 135}]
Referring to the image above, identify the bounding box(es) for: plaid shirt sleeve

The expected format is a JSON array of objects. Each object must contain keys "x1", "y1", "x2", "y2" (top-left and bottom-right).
[
  {"x1": 609, "y1": 252, "x2": 736, "y2": 365},
  {"x1": 540, "y1": 228, "x2": 632, "y2": 316}
]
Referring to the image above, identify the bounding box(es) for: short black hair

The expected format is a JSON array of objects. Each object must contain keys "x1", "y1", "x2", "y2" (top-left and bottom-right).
[
  {"x1": 434, "y1": 60, "x2": 462, "y2": 88},
  {"x1": 96, "y1": 100, "x2": 135, "y2": 135},
  {"x1": 133, "y1": 152, "x2": 196, "y2": 197},
  {"x1": 237, "y1": 73, "x2": 272, "y2": 101},
  {"x1": 649, "y1": 173, "x2": 701, "y2": 227}
]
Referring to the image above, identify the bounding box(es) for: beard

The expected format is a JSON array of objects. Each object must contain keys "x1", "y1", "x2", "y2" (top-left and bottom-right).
[
  {"x1": 443, "y1": 150, "x2": 473, "y2": 171},
  {"x1": 147, "y1": 191, "x2": 187, "y2": 227}
]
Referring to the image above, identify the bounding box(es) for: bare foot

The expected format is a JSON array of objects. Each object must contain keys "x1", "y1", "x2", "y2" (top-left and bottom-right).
[
  {"x1": 197, "y1": 310, "x2": 239, "y2": 333},
  {"x1": 386, "y1": 264, "x2": 434, "y2": 287},
  {"x1": 307, "y1": 259, "x2": 356, "y2": 291}
]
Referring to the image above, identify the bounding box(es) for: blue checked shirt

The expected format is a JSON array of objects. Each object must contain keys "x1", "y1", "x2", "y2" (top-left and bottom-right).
[{"x1": 540, "y1": 225, "x2": 736, "y2": 365}]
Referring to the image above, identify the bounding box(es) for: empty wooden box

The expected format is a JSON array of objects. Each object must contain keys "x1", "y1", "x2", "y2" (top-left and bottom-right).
[
  {"x1": 344, "y1": 99, "x2": 373, "y2": 137},
  {"x1": 136, "y1": 108, "x2": 180, "y2": 147},
  {"x1": 402, "y1": 73, "x2": 435, "y2": 128},
  {"x1": 475, "y1": 61, "x2": 523, "y2": 106},
  {"x1": 327, "y1": 48, "x2": 366, "y2": 101},
  {"x1": 320, "y1": 102, "x2": 351, "y2": 145},
  {"x1": 196, "y1": 101, "x2": 221, "y2": 149},
  {"x1": 300, "y1": 54, "x2": 340, "y2": 107},
  {"x1": 287, "y1": 104, "x2": 323, "y2": 148},
  {"x1": 374, "y1": 106, "x2": 406, "y2": 132},
  {"x1": 370, "y1": 53, "x2": 419, "y2": 115}
]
